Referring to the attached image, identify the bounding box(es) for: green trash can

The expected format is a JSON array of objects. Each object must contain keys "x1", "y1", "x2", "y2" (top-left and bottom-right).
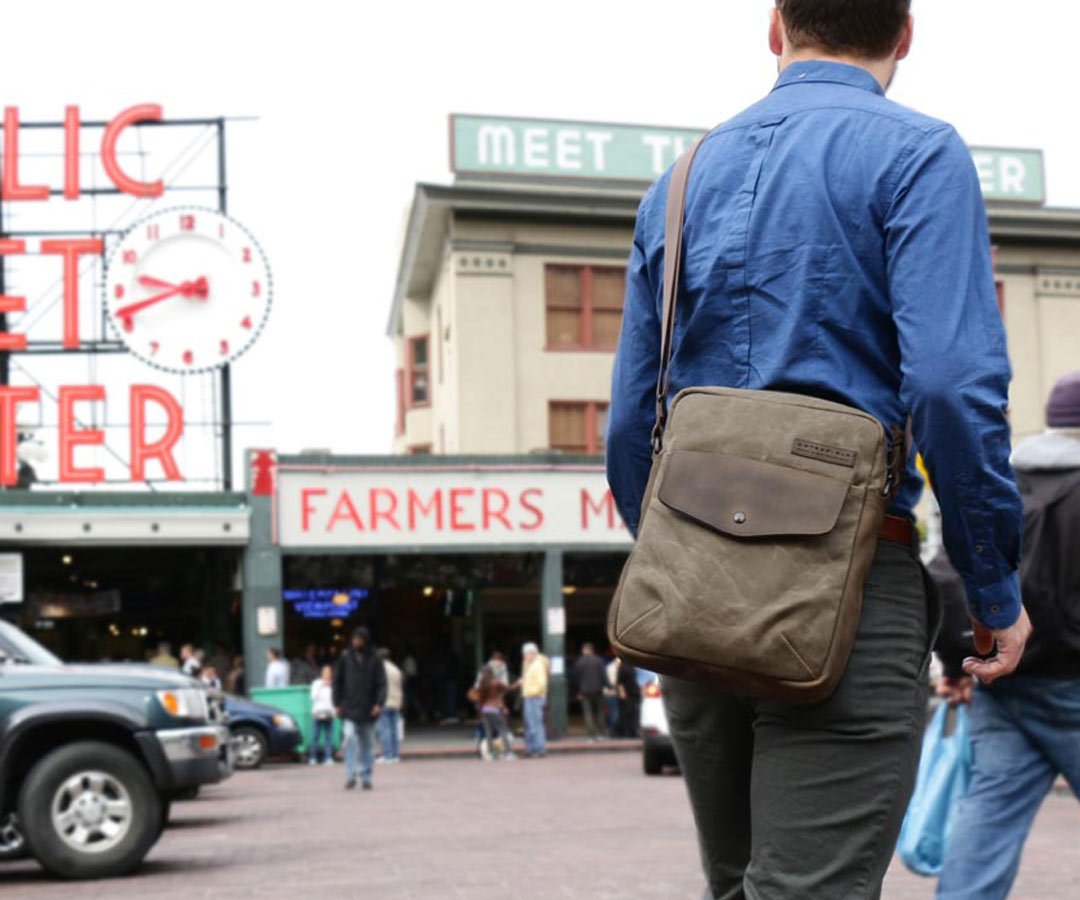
[{"x1": 249, "y1": 685, "x2": 342, "y2": 756}]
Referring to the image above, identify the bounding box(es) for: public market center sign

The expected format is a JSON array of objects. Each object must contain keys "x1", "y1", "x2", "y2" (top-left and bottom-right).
[{"x1": 451, "y1": 114, "x2": 1046, "y2": 204}]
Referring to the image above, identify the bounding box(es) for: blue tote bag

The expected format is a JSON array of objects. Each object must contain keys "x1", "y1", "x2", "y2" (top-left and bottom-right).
[{"x1": 897, "y1": 702, "x2": 973, "y2": 876}]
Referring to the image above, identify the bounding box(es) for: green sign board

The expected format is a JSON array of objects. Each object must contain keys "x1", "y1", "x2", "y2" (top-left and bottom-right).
[{"x1": 451, "y1": 115, "x2": 1046, "y2": 204}]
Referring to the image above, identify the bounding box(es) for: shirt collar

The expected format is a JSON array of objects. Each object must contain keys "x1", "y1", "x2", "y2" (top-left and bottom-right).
[{"x1": 772, "y1": 60, "x2": 885, "y2": 97}]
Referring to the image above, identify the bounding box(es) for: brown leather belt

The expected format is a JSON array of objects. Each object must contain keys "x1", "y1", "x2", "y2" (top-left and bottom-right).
[{"x1": 880, "y1": 514, "x2": 914, "y2": 547}]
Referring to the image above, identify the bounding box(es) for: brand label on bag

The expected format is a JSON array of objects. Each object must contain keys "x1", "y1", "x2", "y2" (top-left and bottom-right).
[{"x1": 791, "y1": 438, "x2": 857, "y2": 468}]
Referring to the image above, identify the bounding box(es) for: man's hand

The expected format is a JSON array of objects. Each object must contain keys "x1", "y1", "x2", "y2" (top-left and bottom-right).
[
  {"x1": 935, "y1": 675, "x2": 974, "y2": 705},
  {"x1": 962, "y1": 606, "x2": 1033, "y2": 684},
  {"x1": 371, "y1": 705, "x2": 381, "y2": 719}
]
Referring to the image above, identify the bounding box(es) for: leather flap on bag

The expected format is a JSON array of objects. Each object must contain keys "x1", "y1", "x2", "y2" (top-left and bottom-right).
[{"x1": 657, "y1": 449, "x2": 849, "y2": 538}]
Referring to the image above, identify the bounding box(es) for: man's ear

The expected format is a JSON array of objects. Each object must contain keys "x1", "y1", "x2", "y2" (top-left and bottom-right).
[
  {"x1": 769, "y1": 7, "x2": 785, "y2": 57},
  {"x1": 895, "y1": 14, "x2": 914, "y2": 61}
]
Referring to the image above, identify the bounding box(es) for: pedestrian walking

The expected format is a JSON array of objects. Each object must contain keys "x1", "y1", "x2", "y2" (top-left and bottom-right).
[
  {"x1": 377, "y1": 648, "x2": 404, "y2": 764},
  {"x1": 199, "y1": 665, "x2": 222, "y2": 691},
  {"x1": 180, "y1": 644, "x2": 203, "y2": 678},
  {"x1": 309, "y1": 665, "x2": 336, "y2": 766},
  {"x1": 475, "y1": 664, "x2": 516, "y2": 760},
  {"x1": 264, "y1": 647, "x2": 290, "y2": 688},
  {"x1": 616, "y1": 658, "x2": 640, "y2": 739},
  {"x1": 333, "y1": 627, "x2": 387, "y2": 791},
  {"x1": 605, "y1": 3, "x2": 1031, "y2": 896},
  {"x1": 226, "y1": 654, "x2": 246, "y2": 695},
  {"x1": 604, "y1": 655, "x2": 621, "y2": 736},
  {"x1": 933, "y1": 371, "x2": 1080, "y2": 900},
  {"x1": 517, "y1": 642, "x2": 547, "y2": 758},
  {"x1": 573, "y1": 642, "x2": 608, "y2": 740},
  {"x1": 291, "y1": 644, "x2": 320, "y2": 686}
]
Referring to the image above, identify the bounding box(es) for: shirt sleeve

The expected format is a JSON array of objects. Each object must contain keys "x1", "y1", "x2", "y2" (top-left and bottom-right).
[
  {"x1": 885, "y1": 124, "x2": 1024, "y2": 629},
  {"x1": 607, "y1": 187, "x2": 663, "y2": 537}
]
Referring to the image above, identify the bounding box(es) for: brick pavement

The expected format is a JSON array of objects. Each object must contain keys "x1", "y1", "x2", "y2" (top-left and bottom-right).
[{"x1": 0, "y1": 754, "x2": 1074, "y2": 899}]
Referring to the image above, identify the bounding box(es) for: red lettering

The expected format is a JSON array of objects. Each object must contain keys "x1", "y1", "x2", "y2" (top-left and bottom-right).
[
  {"x1": 0, "y1": 239, "x2": 27, "y2": 351},
  {"x1": 101, "y1": 104, "x2": 164, "y2": 197},
  {"x1": 482, "y1": 487, "x2": 513, "y2": 530},
  {"x1": 58, "y1": 385, "x2": 105, "y2": 483},
  {"x1": 519, "y1": 488, "x2": 544, "y2": 532},
  {"x1": 408, "y1": 490, "x2": 443, "y2": 530},
  {"x1": 40, "y1": 238, "x2": 104, "y2": 349},
  {"x1": 129, "y1": 385, "x2": 183, "y2": 481},
  {"x1": 0, "y1": 386, "x2": 40, "y2": 486},
  {"x1": 369, "y1": 488, "x2": 400, "y2": 531},
  {"x1": 327, "y1": 491, "x2": 365, "y2": 532},
  {"x1": 581, "y1": 488, "x2": 618, "y2": 529},
  {"x1": 1, "y1": 108, "x2": 49, "y2": 201},
  {"x1": 63, "y1": 105, "x2": 80, "y2": 200},
  {"x1": 449, "y1": 488, "x2": 476, "y2": 531},
  {"x1": 300, "y1": 488, "x2": 327, "y2": 532}
]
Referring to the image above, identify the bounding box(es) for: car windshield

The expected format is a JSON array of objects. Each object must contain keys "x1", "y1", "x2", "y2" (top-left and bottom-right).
[{"x1": 0, "y1": 620, "x2": 63, "y2": 666}]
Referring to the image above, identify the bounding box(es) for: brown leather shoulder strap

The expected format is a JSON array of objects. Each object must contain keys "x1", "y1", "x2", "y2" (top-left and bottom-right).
[{"x1": 652, "y1": 137, "x2": 706, "y2": 454}]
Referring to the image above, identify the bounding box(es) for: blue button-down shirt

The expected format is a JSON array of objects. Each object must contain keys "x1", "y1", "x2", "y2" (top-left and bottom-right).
[{"x1": 607, "y1": 61, "x2": 1023, "y2": 629}]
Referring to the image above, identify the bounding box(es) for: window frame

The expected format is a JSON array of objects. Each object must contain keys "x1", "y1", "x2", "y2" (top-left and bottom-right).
[
  {"x1": 548, "y1": 400, "x2": 609, "y2": 455},
  {"x1": 544, "y1": 263, "x2": 625, "y2": 352},
  {"x1": 407, "y1": 335, "x2": 431, "y2": 409}
]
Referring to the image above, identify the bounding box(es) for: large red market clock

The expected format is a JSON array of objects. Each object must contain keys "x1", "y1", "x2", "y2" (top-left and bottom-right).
[{"x1": 104, "y1": 207, "x2": 271, "y2": 374}]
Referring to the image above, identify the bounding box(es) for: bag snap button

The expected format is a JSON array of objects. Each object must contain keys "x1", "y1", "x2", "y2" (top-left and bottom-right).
[{"x1": 733, "y1": 512, "x2": 747, "y2": 525}]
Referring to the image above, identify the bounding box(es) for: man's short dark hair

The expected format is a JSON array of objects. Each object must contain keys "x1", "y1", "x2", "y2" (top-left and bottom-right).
[{"x1": 777, "y1": 0, "x2": 910, "y2": 59}]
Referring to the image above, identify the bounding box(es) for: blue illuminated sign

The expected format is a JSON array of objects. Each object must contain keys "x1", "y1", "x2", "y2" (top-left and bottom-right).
[{"x1": 283, "y1": 588, "x2": 370, "y2": 620}]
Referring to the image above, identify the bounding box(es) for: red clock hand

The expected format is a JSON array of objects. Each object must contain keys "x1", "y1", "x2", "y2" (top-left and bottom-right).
[
  {"x1": 115, "y1": 276, "x2": 210, "y2": 330},
  {"x1": 116, "y1": 286, "x2": 183, "y2": 325},
  {"x1": 137, "y1": 275, "x2": 179, "y2": 291}
]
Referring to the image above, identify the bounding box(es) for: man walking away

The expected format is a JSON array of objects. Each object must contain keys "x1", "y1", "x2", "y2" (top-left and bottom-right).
[
  {"x1": 333, "y1": 627, "x2": 387, "y2": 790},
  {"x1": 935, "y1": 371, "x2": 1080, "y2": 900},
  {"x1": 264, "y1": 648, "x2": 290, "y2": 688},
  {"x1": 377, "y1": 647, "x2": 404, "y2": 764},
  {"x1": 518, "y1": 642, "x2": 548, "y2": 758},
  {"x1": 573, "y1": 643, "x2": 608, "y2": 740},
  {"x1": 606, "y1": 3, "x2": 1031, "y2": 897}
]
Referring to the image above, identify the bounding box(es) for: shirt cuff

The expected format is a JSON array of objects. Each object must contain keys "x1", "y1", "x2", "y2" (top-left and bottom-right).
[{"x1": 963, "y1": 570, "x2": 1022, "y2": 629}]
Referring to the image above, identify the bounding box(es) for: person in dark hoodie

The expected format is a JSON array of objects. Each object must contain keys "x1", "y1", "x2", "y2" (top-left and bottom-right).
[
  {"x1": 932, "y1": 370, "x2": 1080, "y2": 900},
  {"x1": 333, "y1": 627, "x2": 387, "y2": 791}
]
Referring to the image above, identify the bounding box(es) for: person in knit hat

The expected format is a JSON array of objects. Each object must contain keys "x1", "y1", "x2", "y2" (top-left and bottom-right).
[{"x1": 934, "y1": 370, "x2": 1080, "y2": 899}]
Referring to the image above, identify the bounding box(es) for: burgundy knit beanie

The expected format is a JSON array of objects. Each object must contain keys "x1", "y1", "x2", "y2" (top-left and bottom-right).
[{"x1": 1047, "y1": 370, "x2": 1080, "y2": 428}]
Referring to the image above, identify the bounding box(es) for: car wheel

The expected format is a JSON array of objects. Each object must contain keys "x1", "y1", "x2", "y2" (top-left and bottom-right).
[
  {"x1": 0, "y1": 811, "x2": 28, "y2": 861},
  {"x1": 643, "y1": 745, "x2": 665, "y2": 776},
  {"x1": 232, "y1": 726, "x2": 268, "y2": 770},
  {"x1": 17, "y1": 741, "x2": 161, "y2": 879}
]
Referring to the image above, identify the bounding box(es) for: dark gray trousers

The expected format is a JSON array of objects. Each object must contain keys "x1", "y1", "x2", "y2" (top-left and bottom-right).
[{"x1": 664, "y1": 541, "x2": 938, "y2": 900}]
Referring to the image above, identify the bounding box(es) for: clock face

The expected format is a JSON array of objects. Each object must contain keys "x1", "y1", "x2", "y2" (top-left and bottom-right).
[{"x1": 104, "y1": 207, "x2": 271, "y2": 374}]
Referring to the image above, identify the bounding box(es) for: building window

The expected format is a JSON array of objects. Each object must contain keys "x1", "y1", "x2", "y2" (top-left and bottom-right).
[
  {"x1": 408, "y1": 444, "x2": 433, "y2": 455},
  {"x1": 549, "y1": 401, "x2": 608, "y2": 455},
  {"x1": 408, "y1": 336, "x2": 430, "y2": 407},
  {"x1": 395, "y1": 369, "x2": 406, "y2": 436},
  {"x1": 545, "y1": 264, "x2": 625, "y2": 350},
  {"x1": 436, "y1": 307, "x2": 445, "y2": 385}
]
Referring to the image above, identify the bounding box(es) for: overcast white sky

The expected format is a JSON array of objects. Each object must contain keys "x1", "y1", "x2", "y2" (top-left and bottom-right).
[{"x1": 3, "y1": 0, "x2": 1077, "y2": 482}]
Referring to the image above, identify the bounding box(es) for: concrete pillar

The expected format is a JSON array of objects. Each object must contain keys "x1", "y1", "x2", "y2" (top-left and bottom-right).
[
  {"x1": 541, "y1": 549, "x2": 567, "y2": 737},
  {"x1": 242, "y1": 450, "x2": 283, "y2": 692}
]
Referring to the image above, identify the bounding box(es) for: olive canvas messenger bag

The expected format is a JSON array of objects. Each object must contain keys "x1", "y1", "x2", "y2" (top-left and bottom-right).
[{"x1": 607, "y1": 139, "x2": 909, "y2": 705}]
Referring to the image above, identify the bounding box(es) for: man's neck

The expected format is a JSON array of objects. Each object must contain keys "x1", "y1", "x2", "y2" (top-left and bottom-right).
[{"x1": 779, "y1": 51, "x2": 896, "y2": 92}]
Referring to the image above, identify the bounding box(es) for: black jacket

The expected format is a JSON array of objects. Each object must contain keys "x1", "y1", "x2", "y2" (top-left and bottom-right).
[
  {"x1": 934, "y1": 433, "x2": 1080, "y2": 678},
  {"x1": 573, "y1": 654, "x2": 608, "y2": 695},
  {"x1": 333, "y1": 641, "x2": 387, "y2": 722}
]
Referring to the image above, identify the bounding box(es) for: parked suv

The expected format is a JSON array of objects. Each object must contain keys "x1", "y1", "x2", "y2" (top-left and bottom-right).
[{"x1": 0, "y1": 620, "x2": 231, "y2": 879}]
